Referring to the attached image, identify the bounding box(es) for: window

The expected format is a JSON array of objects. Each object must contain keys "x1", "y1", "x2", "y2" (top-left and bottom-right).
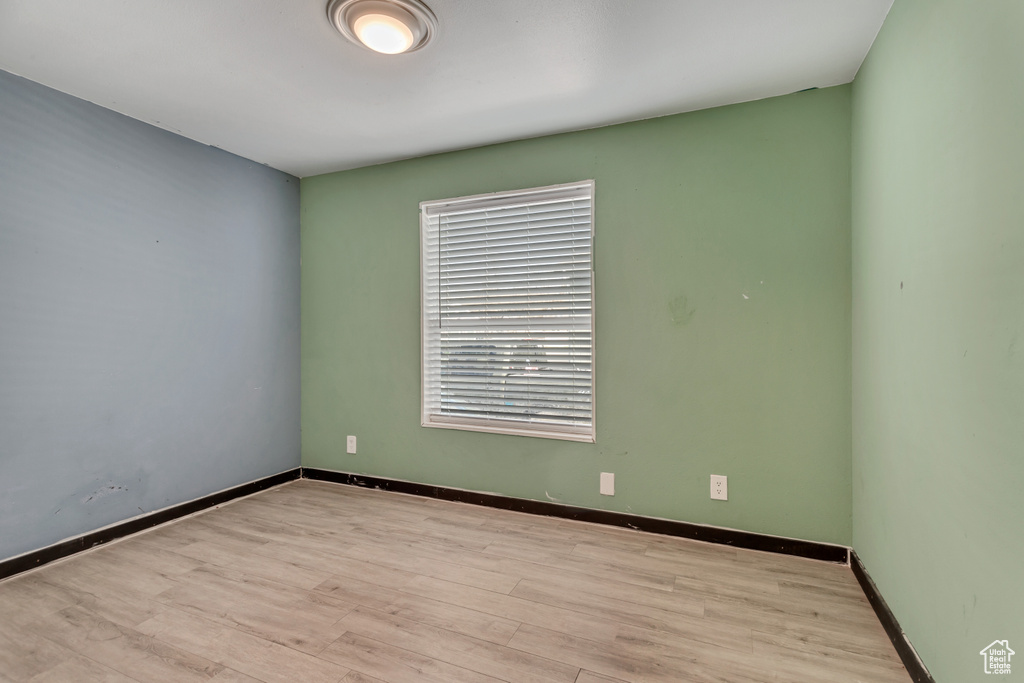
[{"x1": 421, "y1": 181, "x2": 595, "y2": 442}]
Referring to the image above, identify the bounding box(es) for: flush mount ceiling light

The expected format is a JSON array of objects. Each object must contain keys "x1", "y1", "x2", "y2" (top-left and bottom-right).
[{"x1": 327, "y1": 0, "x2": 437, "y2": 54}]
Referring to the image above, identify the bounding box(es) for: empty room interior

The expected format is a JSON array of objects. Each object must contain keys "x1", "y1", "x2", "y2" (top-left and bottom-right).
[{"x1": 1, "y1": 1, "x2": 1021, "y2": 682}]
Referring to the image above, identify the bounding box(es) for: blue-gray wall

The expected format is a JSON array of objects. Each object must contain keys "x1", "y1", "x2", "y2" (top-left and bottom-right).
[{"x1": 0, "y1": 70, "x2": 300, "y2": 562}]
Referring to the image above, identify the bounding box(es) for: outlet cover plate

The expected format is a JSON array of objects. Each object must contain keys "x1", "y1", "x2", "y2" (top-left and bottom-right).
[
  {"x1": 346, "y1": 435, "x2": 356, "y2": 454},
  {"x1": 600, "y1": 472, "x2": 615, "y2": 496},
  {"x1": 710, "y1": 474, "x2": 728, "y2": 500}
]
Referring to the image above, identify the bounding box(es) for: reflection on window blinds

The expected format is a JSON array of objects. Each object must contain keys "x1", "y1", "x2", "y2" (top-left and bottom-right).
[{"x1": 421, "y1": 181, "x2": 594, "y2": 442}]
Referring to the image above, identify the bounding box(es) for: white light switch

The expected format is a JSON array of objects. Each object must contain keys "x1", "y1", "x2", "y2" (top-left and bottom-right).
[
  {"x1": 600, "y1": 472, "x2": 615, "y2": 496},
  {"x1": 346, "y1": 435, "x2": 357, "y2": 454}
]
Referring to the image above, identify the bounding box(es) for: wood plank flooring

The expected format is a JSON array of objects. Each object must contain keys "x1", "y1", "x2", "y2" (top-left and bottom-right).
[{"x1": 0, "y1": 480, "x2": 909, "y2": 682}]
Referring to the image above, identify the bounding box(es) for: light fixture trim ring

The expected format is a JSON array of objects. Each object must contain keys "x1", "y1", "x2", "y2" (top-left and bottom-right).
[{"x1": 327, "y1": 0, "x2": 437, "y2": 54}]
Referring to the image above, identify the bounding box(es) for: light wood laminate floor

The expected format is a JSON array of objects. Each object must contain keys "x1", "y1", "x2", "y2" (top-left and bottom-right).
[{"x1": 0, "y1": 480, "x2": 909, "y2": 682}]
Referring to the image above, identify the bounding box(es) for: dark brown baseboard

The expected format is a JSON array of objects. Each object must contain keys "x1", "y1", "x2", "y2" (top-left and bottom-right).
[
  {"x1": 851, "y1": 551, "x2": 935, "y2": 683},
  {"x1": 0, "y1": 468, "x2": 301, "y2": 582},
  {"x1": 300, "y1": 467, "x2": 849, "y2": 563}
]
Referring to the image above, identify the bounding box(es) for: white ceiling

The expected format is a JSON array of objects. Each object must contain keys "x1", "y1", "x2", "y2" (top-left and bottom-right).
[{"x1": 0, "y1": 0, "x2": 892, "y2": 177}]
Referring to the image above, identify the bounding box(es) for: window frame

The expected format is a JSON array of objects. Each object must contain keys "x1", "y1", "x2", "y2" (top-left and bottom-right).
[{"x1": 419, "y1": 180, "x2": 596, "y2": 443}]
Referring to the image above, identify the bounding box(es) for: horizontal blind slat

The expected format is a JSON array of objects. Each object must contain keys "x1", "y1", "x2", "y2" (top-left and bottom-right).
[
  {"x1": 440, "y1": 214, "x2": 592, "y2": 236},
  {"x1": 439, "y1": 226, "x2": 591, "y2": 249}
]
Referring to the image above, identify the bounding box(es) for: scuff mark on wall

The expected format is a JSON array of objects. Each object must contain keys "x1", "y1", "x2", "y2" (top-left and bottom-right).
[
  {"x1": 81, "y1": 483, "x2": 128, "y2": 504},
  {"x1": 668, "y1": 295, "x2": 696, "y2": 324}
]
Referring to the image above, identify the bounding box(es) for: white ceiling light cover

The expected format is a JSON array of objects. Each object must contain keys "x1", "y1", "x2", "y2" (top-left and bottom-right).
[{"x1": 327, "y1": 0, "x2": 437, "y2": 54}]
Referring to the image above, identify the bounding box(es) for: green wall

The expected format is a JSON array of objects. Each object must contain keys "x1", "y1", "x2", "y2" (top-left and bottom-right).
[
  {"x1": 302, "y1": 85, "x2": 853, "y2": 545},
  {"x1": 852, "y1": 0, "x2": 1024, "y2": 680}
]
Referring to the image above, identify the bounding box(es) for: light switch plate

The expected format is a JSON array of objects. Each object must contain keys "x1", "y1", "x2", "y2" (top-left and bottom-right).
[{"x1": 600, "y1": 472, "x2": 615, "y2": 496}]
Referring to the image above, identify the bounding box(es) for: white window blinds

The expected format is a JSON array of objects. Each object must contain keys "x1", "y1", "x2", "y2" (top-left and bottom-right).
[{"x1": 421, "y1": 181, "x2": 595, "y2": 442}]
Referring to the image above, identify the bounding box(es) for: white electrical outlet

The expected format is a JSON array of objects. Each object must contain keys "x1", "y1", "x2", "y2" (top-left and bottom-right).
[
  {"x1": 710, "y1": 474, "x2": 728, "y2": 500},
  {"x1": 600, "y1": 472, "x2": 615, "y2": 496},
  {"x1": 346, "y1": 435, "x2": 357, "y2": 454}
]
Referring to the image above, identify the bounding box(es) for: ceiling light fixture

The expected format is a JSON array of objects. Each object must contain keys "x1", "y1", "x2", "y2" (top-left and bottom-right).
[{"x1": 327, "y1": 0, "x2": 437, "y2": 55}]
